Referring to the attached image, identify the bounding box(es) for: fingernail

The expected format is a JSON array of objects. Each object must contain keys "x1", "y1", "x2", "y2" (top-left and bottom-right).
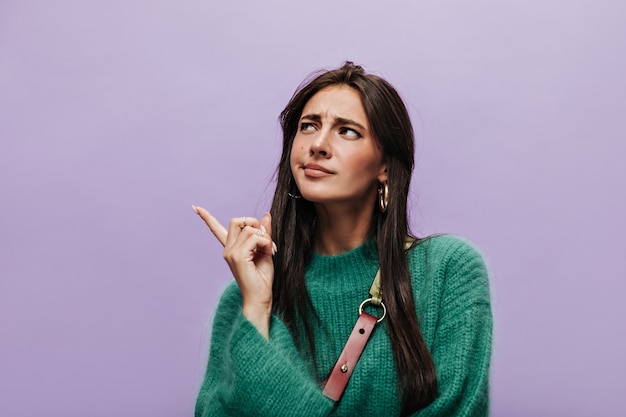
[
  {"x1": 272, "y1": 241, "x2": 278, "y2": 255},
  {"x1": 192, "y1": 205, "x2": 199, "y2": 214},
  {"x1": 260, "y1": 225, "x2": 267, "y2": 235}
]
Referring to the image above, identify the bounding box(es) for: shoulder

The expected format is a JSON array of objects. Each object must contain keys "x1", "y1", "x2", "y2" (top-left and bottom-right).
[
  {"x1": 407, "y1": 234, "x2": 490, "y2": 301},
  {"x1": 408, "y1": 234, "x2": 486, "y2": 271}
]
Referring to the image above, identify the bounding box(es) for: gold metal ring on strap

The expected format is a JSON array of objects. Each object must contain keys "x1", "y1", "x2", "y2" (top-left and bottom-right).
[{"x1": 358, "y1": 298, "x2": 386, "y2": 323}]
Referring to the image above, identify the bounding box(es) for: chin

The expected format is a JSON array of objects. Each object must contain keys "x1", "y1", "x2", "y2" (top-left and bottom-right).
[
  {"x1": 298, "y1": 190, "x2": 332, "y2": 204},
  {"x1": 299, "y1": 192, "x2": 325, "y2": 203}
]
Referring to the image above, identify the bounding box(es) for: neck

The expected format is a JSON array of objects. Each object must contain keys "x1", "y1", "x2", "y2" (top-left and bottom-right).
[{"x1": 313, "y1": 200, "x2": 376, "y2": 256}]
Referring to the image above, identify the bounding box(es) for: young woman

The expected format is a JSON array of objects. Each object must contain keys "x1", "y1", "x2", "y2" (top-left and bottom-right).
[{"x1": 192, "y1": 62, "x2": 492, "y2": 416}]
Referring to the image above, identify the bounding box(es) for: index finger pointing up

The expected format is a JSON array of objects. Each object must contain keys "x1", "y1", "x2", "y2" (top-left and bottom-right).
[{"x1": 192, "y1": 205, "x2": 228, "y2": 247}]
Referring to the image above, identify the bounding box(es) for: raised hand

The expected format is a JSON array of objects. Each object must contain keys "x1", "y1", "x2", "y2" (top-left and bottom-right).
[{"x1": 193, "y1": 205, "x2": 276, "y2": 339}]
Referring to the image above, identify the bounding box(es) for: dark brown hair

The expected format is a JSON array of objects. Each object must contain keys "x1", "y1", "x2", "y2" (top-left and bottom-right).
[{"x1": 270, "y1": 61, "x2": 437, "y2": 414}]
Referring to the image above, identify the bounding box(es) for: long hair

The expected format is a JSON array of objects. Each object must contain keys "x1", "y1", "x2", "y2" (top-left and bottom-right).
[{"x1": 270, "y1": 62, "x2": 438, "y2": 414}]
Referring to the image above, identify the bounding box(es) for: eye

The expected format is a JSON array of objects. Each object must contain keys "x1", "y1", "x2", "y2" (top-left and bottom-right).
[
  {"x1": 339, "y1": 127, "x2": 362, "y2": 139},
  {"x1": 300, "y1": 122, "x2": 316, "y2": 132}
]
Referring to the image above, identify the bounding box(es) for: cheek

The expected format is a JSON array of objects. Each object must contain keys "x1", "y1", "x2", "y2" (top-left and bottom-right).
[
  {"x1": 289, "y1": 154, "x2": 296, "y2": 175},
  {"x1": 351, "y1": 147, "x2": 383, "y2": 172},
  {"x1": 289, "y1": 145, "x2": 297, "y2": 166},
  {"x1": 289, "y1": 141, "x2": 301, "y2": 173},
  {"x1": 290, "y1": 137, "x2": 306, "y2": 161}
]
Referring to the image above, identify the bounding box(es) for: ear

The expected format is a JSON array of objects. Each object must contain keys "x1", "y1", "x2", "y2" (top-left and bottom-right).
[{"x1": 377, "y1": 164, "x2": 388, "y2": 184}]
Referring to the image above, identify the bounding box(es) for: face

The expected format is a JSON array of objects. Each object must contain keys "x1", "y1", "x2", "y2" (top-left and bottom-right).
[{"x1": 290, "y1": 85, "x2": 387, "y2": 208}]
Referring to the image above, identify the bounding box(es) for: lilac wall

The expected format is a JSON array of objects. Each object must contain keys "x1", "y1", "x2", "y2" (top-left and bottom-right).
[{"x1": 1, "y1": 0, "x2": 624, "y2": 415}]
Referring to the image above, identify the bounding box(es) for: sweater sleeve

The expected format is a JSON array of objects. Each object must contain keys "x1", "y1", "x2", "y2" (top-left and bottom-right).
[
  {"x1": 414, "y1": 237, "x2": 493, "y2": 417},
  {"x1": 194, "y1": 282, "x2": 334, "y2": 417}
]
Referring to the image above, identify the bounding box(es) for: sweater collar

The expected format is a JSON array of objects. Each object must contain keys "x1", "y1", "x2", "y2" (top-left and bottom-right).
[{"x1": 306, "y1": 239, "x2": 379, "y2": 284}]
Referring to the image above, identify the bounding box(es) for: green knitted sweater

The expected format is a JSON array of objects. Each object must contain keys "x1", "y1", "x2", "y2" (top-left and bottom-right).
[{"x1": 195, "y1": 235, "x2": 492, "y2": 417}]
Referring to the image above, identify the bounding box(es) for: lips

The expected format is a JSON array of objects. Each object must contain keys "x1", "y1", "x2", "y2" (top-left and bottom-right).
[{"x1": 303, "y1": 163, "x2": 334, "y2": 178}]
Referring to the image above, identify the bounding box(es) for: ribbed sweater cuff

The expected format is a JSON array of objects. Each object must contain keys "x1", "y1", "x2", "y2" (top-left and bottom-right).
[{"x1": 227, "y1": 312, "x2": 333, "y2": 417}]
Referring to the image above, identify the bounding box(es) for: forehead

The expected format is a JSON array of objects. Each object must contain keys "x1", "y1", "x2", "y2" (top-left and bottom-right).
[{"x1": 302, "y1": 85, "x2": 368, "y2": 123}]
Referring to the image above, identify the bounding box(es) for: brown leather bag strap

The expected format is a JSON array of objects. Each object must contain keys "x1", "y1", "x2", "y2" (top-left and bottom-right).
[
  {"x1": 321, "y1": 312, "x2": 378, "y2": 401},
  {"x1": 322, "y1": 238, "x2": 414, "y2": 401},
  {"x1": 321, "y1": 298, "x2": 387, "y2": 401}
]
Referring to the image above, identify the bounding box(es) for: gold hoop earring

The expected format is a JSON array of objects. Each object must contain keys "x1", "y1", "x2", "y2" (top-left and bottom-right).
[{"x1": 378, "y1": 181, "x2": 388, "y2": 213}]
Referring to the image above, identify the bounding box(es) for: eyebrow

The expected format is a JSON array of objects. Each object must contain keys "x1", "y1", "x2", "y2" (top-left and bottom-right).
[{"x1": 300, "y1": 114, "x2": 367, "y2": 132}]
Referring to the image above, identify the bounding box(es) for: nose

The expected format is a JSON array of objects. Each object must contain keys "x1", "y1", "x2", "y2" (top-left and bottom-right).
[{"x1": 309, "y1": 129, "x2": 332, "y2": 158}]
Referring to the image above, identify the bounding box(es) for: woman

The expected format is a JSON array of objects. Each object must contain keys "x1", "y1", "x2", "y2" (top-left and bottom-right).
[{"x1": 192, "y1": 62, "x2": 492, "y2": 416}]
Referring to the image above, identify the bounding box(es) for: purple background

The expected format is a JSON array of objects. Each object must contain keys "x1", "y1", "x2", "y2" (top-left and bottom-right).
[{"x1": 1, "y1": 0, "x2": 625, "y2": 415}]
